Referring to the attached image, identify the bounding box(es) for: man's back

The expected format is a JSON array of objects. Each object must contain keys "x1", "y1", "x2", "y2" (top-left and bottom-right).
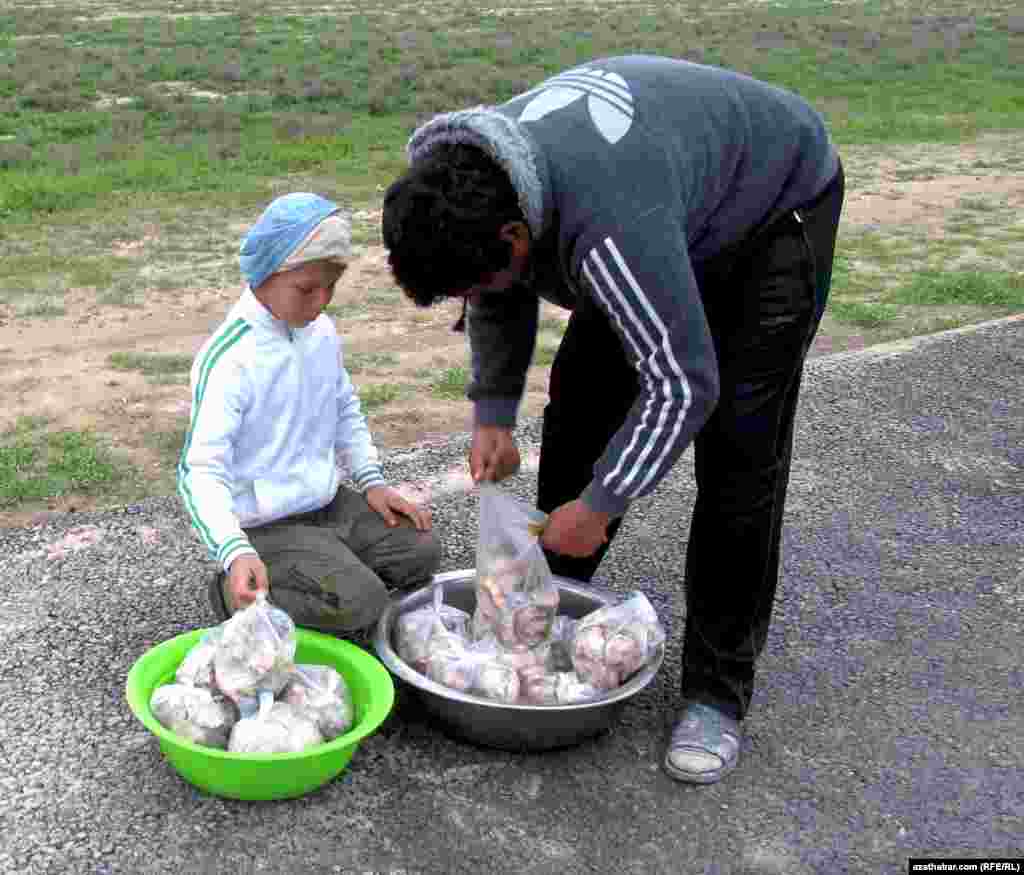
[{"x1": 497, "y1": 54, "x2": 838, "y2": 261}]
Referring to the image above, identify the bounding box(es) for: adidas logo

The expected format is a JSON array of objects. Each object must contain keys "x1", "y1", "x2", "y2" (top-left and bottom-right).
[{"x1": 515, "y1": 66, "x2": 635, "y2": 144}]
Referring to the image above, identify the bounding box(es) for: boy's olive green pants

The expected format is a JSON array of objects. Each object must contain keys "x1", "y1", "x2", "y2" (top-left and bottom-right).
[{"x1": 223, "y1": 485, "x2": 442, "y2": 634}]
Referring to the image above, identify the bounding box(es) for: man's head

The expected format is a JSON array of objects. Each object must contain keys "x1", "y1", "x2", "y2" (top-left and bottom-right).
[
  {"x1": 382, "y1": 144, "x2": 531, "y2": 306},
  {"x1": 239, "y1": 192, "x2": 351, "y2": 328}
]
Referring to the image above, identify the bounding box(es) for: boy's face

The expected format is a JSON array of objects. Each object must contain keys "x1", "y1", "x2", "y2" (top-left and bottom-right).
[{"x1": 255, "y1": 260, "x2": 346, "y2": 328}]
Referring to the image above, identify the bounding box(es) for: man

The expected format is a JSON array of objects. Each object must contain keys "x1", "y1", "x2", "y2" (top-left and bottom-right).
[{"x1": 382, "y1": 55, "x2": 844, "y2": 784}]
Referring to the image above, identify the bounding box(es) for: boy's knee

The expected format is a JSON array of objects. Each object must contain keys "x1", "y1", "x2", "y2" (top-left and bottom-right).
[
  {"x1": 409, "y1": 529, "x2": 444, "y2": 585},
  {"x1": 268, "y1": 561, "x2": 389, "y2": 634},
  {"x1": 417, "y1": 529, "x2": 444, "y2": 577},
  {"x1": 380, "y1": 528, "x2": 443, "y2": 592}
]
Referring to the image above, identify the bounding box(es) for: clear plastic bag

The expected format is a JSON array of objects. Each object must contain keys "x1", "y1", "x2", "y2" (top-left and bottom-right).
[
  {"x1": 174, "y1": 626, "x2": 224, "y2": 689},
  {"x1": 279, "y1": 664, "x2": 354, "y2": 740},
  {"x1": 395, "y1": 584, "x2": 470, "y2": 673},
  {"x1": 473, "y1": 484, "x2": 559, "y2": 652},
  {"x1": 571, "y1": 591, "x2": 666, "y2": 690},
  {"x1": 426, "y1": 638, "x2": 521, "y2": 704},
  {"x1": 496, "y1": 642, "x2": 550, "y2": 675},
  {"x1": 546, "y1": 615, "x2": 577, "y2": 674},
  {"x1": 474, "y1": 660, "x2": 521, "y2": 703},
  {"x1": 213, "y1": 594, "x2": 297, "y2": 707},
  {"x1": 228, "y1": 691, "x2": 324, "y2": 754},
  {"x1": 518, "y1": 667, "x2": 602, "y2": 705},
  {"x1": 150, "y1": 683, "x2": 238, "y2": 749}
]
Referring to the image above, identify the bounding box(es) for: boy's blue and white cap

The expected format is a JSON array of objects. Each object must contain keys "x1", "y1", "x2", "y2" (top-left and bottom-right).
[{"x1": 239, "y1": 192, "x2": 352, "y2": 290}]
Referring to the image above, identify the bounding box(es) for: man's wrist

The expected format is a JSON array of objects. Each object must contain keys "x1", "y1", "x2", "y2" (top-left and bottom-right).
[
  {"x1": 581, "y1": 481, "x2": 630, "y2": 519},
  {"x1": 473, "y1": 397, "x2": 518, "y2": 428}
]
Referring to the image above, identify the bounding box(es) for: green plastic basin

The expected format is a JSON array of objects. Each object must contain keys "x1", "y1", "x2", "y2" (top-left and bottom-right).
[{"x1": 125, "y1": 627, "x2": 395, "y2": 801}]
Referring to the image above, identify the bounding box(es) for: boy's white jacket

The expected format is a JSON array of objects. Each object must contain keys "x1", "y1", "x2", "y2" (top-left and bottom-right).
[{"x1": 178, "y1": 289, "x2": 385, "y2": 571}]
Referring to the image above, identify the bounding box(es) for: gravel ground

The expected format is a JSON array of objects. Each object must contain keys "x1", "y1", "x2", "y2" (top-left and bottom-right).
[{"x1": 0, "y1": 316, "x2": 1021, "y2": 875}]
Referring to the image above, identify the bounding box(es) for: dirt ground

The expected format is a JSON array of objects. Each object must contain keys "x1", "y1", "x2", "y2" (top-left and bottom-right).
[{"x1": 1, "y1": 136, "x2": 1021, "y2": 526}]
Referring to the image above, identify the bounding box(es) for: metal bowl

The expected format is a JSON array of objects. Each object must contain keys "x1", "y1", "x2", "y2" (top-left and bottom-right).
[{"x1": 373, "y1": 569, "x2": 664, "y2": 751}]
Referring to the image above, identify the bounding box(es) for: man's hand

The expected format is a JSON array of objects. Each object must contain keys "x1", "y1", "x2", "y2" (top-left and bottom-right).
[
  {"x1": 226, "y1": 554, "x2": 270, "y2": 612},
  {"x1": 470, "y1": 424, "x2": 520, "y2": 482},
  {"x1": 540, "y1": 499, "x2": 612, "y2": 558},
  {"x1": 365, "y1": 485, "x2": 432, "y2": 530}
]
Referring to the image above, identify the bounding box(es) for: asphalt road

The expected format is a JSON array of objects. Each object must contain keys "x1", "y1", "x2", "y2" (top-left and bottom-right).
[{"x1": 1, "y1": 316, "x2": 1021, "y2": 875}]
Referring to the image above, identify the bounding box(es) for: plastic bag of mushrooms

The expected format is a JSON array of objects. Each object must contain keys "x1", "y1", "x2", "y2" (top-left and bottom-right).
[
  {"x1": 149, "y1": 595, "x2": 354, "y2": 753},
  {"x1": 395, "y1": 485, "x2": 666, "y2": 705}
]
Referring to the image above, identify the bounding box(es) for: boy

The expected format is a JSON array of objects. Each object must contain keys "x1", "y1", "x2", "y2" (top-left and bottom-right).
[
  {"x1": 382, "y1": 55, "x2": 844, "y2": 782},
  {"x1": 179, "y1": 192, "x2": 442, "y2": 635}
]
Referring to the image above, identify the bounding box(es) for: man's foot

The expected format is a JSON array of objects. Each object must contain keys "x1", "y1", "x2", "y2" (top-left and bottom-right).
[
  {"x1": 663, "y1": 701, "x2": 741, "y2": 785},
  {"x1": 207, "y1": 571, "x2": 231, "y2": 623}
]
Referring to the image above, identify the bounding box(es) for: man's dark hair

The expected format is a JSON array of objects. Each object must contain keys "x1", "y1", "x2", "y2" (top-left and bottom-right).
[{"x1": 382, "y1": 144, "x2": 524, "y2": 306}]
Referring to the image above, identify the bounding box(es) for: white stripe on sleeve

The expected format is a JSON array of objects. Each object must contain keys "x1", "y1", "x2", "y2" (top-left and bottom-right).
[{"x1": 582, "y1": 237, "x2": 693, "y2": 497}]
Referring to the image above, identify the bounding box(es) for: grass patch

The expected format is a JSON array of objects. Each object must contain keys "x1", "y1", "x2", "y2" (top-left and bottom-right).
[
  {"x1": 826, "y1": 252, "x2": 877, "y2": 297},
  {"x1": 538, "y1": 316, "x2": 568, "y2": 335},
  {"x1": 843, "y1": 232, "x2": 919, "y2": 268},
  {"x1": 0, "y1": 254, "x2": 124, "y2": 296},
  {"x1": 429, "y1": 365, "x2": 469, "y2": 400},
  {"x1": 67, "y1": 258, "x2": 121, "y2": 289},
  {"x1": 890, "y1": 165, "x2": 943, "y2": 182},
  {"x1": 350, "y1": 223, "x2": 380, "y2": 246},
  {"x1": 827, "y1": 300, "x2": 900, "y2": 328},
  {"x1": 97, "y1": 283, "x2": 141, "y2": 307},
  {"x1": 0, "y1": 417, "x2": 122, "y2": 506},
  {"x1": 889, "y1": 313, "x2": 979, "y2": 339},
  {"x1": 535, "y1": 315, "x2": 566, "y2": 365},
  {"x1": 533, "y1": 342, "x2": 559, "y2": 367},
  {"x1": 326, "y1": 303, "x2": 374, "y2": 320},
  {"x1": 149, "y1": 273, "x2": 187, "y2": 292},
  {"x1": 956, "y1": 196, "x2": 1002, "y2": 212},
  {"x1": 148, "y1": 373, "x2": 190, "y2": 386},
  {"x1": 0, "y1": 110, "x2": 412, "y2": 223},
  {"x1": 358, "y1": 382, "x2": 402, "y2": 410},
  {"x1": 944, "y1": 217, "x2": 985, "y2": 236},
  {"x1": 107, "y1": 351, "x2": 194, "y2": 378},
  {"x1": 2, "y1": 5, "x2": 1024, "y2": 227},
  {"x1": 345, "y1": 351, "x2": 399, "y2": 373},
  {"x1": 17, "y1": 300, "x2": 66, "y2": 318},
  {"x1": 144, "y1": 425, "x2": 189, "y2": 465},
  {"x1": 361, "y1": 288, "x2": 403, "y2": 307},
  {"x1": 889, "y1": 271, "x2": 1024, "y2": 308}
]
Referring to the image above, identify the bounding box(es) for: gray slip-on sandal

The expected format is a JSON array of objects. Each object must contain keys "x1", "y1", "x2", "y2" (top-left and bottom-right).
[{"x1": 664, "y1": 701, "x2": 742, "y2": 785}]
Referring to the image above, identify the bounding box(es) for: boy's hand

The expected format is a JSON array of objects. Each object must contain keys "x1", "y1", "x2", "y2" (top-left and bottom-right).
[
  {"x1": 365, "y1": 485, "x2": 432, "y2": 531},
  {"x1": 470, "y1": 425, "x2": 520, "y2": 482},
  {"x1": 226, "y1": 555, "x2": 270, "y2": 611}
]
